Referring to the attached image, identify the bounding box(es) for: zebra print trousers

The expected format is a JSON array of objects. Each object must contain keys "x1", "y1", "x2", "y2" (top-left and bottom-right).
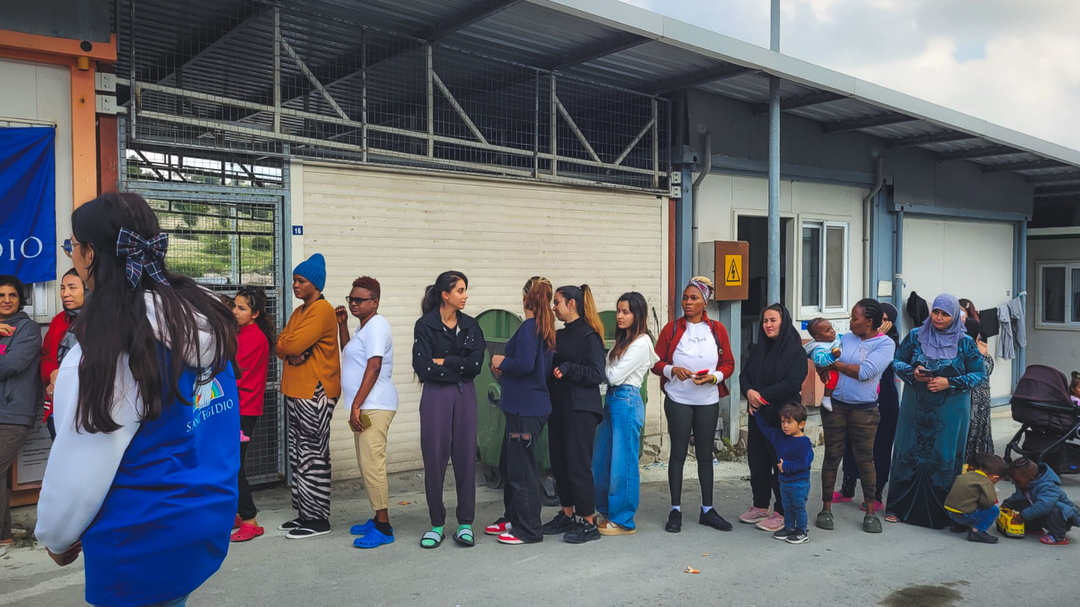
[{"x1": 285, "y1": 382, "x2": 337, "y2": 521}]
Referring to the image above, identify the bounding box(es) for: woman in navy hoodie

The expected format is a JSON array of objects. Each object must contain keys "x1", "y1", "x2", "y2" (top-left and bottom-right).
[{"x1": 486, "y1": 277, "x2": 556, "y2": 545}]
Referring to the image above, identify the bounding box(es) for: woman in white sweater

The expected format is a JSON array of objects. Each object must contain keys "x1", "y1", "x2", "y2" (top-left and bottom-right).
[{"x1": 594, "y1": 292, "x2": 658, "y2": 537}]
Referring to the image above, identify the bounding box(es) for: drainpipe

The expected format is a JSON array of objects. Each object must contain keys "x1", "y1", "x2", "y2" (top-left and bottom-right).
[
  {"x1": 893, "y1": 209, "x2": 905, "y2": 314},
  {"x1": 862, "y1": 155, "x2": 884, "y2": 298},
  {"x1": 691, "y1": 131, "x2": 712, "y2": 272}
]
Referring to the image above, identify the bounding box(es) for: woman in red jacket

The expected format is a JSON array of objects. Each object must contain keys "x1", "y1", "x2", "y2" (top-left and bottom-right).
[
  {"x1": 40, "y1": 269, "x2": 86, "y2": 439},
  {"x1": 652, "y1": 276, "x2": 735, "y2": 533},
  {"x1": 231, "y1": 286, "x2": 274, "y2": 542}
]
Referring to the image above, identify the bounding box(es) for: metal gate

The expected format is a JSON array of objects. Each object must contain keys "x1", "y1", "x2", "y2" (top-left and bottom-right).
[{"x1": 119, "y1": 118, "x2": 289, "y2": 484}]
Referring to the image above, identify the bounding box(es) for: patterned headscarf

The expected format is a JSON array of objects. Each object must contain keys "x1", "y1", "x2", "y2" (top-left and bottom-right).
[
  {"x1": 917, "y1": 293, "x2": 966, "y2": 360},
  {"x1": 688, "y1": 276, "x2": 714, "y2": 301}
]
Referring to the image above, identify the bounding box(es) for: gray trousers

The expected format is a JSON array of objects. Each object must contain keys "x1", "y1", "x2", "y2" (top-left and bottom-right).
[
  {"x1": 1, "y1": 424, "x2": 32, "y2": 541},
  {"x1": 419, "y1": 382, "x2": 478, "y2": 527}
]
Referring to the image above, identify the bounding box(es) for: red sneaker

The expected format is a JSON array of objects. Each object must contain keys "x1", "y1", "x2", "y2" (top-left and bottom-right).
[
  {"x1": 1040, "y1": 535, "x2": 1069, "y2": 545},
  {"x1": 497, "y1": 532, "x2": 525, "y2": 545},
  {"x1": 485, "y1": 518, "x2": 511, "y2": 535}
]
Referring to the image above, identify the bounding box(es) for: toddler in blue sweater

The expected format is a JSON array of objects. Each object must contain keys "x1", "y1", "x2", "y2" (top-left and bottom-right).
[{"x1": 753, "y1": 403, "x2": 815, "y2": 544}]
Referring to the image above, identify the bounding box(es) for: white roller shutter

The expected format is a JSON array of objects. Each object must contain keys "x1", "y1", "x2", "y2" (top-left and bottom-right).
[
  {"x1": 302, "y1": 163, "x2": 668, "y2": 479},
  {"x1": 901, "y1": 217, "x2": 1015, "y2": 399}
]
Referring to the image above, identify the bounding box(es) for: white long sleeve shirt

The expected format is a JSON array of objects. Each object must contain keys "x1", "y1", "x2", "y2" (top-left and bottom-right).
[{"x1": 606, "y1": 334, "x2": 659, "y2": 387}]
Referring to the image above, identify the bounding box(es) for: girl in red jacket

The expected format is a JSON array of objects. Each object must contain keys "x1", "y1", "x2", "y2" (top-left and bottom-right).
[
  {"x1": 652, "y1": 276, "x2": 735, "y2": 534},
  {"x1": 231, "y1": 286, "x2": 274, "y2": 542},
  {"x1": 40, "y1": 269, "x2": 86, "y2": 439}
]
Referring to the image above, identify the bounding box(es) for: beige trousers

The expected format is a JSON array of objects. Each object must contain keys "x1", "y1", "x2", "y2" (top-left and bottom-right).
[{"x1": 353, "y1": 409, "x2": 395, "y2": 512}]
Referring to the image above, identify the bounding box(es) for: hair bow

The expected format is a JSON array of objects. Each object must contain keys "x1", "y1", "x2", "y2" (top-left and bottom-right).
[{"x1": 116, "y1": 227, "x2": 170, "y2": 291}]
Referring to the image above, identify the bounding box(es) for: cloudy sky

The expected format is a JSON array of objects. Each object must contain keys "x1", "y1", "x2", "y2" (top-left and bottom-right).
[{"x1": 620, "y1": 0, "x2": 1080, "y2": 150}]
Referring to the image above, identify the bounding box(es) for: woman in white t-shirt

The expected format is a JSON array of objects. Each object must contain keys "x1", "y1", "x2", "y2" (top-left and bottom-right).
[
  {"x1": 651, "y1": 277, "x2": 735, "y2": 534},
  {"x1": 335, "y1": 276, "x2": 399, "y2": 549},
  {"x1": 594, "y1": 292, "x2": 658, "y2": 537}
]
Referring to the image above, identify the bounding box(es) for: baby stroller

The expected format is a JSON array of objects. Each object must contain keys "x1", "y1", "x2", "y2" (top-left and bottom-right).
[{"x1": 1005, "y1": 365, "x2": 1080, "y2": 475}]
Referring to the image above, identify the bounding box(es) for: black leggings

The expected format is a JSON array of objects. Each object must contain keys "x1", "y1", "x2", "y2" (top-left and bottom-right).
[
  {"x1": 747, "y1": 405, "x2": 784, "y2": 515},
  {"x1": 238, "y1": 415, "x2": 259, "y2": 520},
  {"x1": 664, "y1": 398, "x2": 719, "y2": 508}
]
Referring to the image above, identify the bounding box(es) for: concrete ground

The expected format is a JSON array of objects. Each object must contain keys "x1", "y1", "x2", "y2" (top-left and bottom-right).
[{"x1": 2, "y1": 415, "x2": 1076, "y2": 607}]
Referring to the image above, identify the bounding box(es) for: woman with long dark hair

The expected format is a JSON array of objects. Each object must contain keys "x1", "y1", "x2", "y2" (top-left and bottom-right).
[
  {"x1": 0, "y1": 274, "x2": 42, "y2": 559},
  {"x1": 414, "y1": 271, "x2": 486, "y2": 549},
  {"x1": 738, "y1": 304, "x2": 808, "y2": 533},
  {"x1": 958, "y1": 298, "x2": 995, "y2": 461},
  {"x1": 35, "y1": 192, "x2": 239, "y2": 606},
  {"x1": 652, "y1": 277, "x2": 735, "y2": 534},
  {"x1": 887, "y1": 294, "x2": 986, "y2": 529},
  {"x1": 40, "y1": 268, "x2": 86, "y2": 439},
  {"x1": 815, "y1": 299, "x2": 896, "y2": 534},
  {"x1": 542, "y1": 284, "x2": 606, "y2": 544},
  {"x1": 593, "y1": 292, "x2": 658, "y2": 537},
  {"x1": 230, "y1": 286, "x2": 274, "y2": 543},
  {"x1": 487, "y1": 277, "x2": 556, "y2": 545},
  {"x1": 277, "y1": 253, "x2": 341, "y2": 539}
]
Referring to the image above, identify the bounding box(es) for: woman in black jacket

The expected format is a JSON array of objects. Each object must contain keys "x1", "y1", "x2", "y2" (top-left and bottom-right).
[
  {"x1": 413, "y1": 271, "x2": 487, "y2": 549},
  {"x1": 541, "y1": 284, "x2": 607, "y2": 544},
  {"x1": 738, "y1": 304, "x2": 809, "y2": 533}
]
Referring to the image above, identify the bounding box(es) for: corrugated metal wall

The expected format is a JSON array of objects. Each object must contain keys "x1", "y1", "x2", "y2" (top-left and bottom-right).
[{"x1": 300, "y1": 163, "x2": 668, "y2": 478}]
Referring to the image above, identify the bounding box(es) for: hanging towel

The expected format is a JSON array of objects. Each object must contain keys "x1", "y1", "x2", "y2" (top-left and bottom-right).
[{"x1": 995, "y1": 296, "x2": 1027, "y2": 360}]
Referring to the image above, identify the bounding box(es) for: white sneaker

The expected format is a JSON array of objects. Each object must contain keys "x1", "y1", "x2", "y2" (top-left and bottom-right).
[{"x1": 0, "y1": 541, "x2": 12, "y2": 558}]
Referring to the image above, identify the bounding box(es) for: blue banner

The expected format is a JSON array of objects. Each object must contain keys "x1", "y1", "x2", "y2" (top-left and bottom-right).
[{"x1": 0, "y1": 127, "x2": 57, "y2": 284}]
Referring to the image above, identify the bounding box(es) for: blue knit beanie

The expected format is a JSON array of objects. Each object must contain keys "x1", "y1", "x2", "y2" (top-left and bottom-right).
[{"x1": 293, "y1": 253, "x2": 326, "y2": 291}]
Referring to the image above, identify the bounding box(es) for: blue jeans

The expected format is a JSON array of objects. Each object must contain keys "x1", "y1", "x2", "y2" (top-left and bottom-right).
[
  {"x1": 780, "y1": 478, "x2": 810, "y2": 533},
  {"x1": 949, "y1": 505, "x2": 1000, "y2": 532},
  {"x1": 593, "y1": 385, "x2": 644, "y2": 529}
]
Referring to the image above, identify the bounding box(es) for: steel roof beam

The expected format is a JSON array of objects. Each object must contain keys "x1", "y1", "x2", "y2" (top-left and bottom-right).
[
  {"x1": 751, "y1": 91, "x2": 846, "y2": 116},
  {"x1": 1029, "y1": 171, "x2": 1080, "y2": 184},
  {"x1": 543, "y1": 32, "x2": 651, "y2": 71},
  {"x1": 424, "y1": 0, "x2": 524, "y2": 42},
  {"x1": 1035, "y1": 184, "x2": 1080, "y2": 198},
  {"x1": 822, "y1": 113, "x2": 919, "y2": 134},
  {"x1": 982, "y1": 159, "x2": 1066, "y2": 173},
  {"x1": 885, "y1": 131, "x2": 977, "y2": 149},
  {"x1": 936, "y1": 145, "x2": 1018, "y2": 162},
  {"x1": 148, "y1": 3, "x2": 272, "y2": 84},
  {"x1": 642, "y1": 64, "x2": 756, "y2": 96}
]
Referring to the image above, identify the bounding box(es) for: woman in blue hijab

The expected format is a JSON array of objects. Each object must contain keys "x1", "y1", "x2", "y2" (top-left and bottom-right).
[{"x1": 885, "y1": 294, "x2": 987, "y2": 529}]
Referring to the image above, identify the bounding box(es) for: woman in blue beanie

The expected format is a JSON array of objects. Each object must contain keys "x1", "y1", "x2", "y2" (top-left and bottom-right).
[{"x1": 277, "y1": 253, "x2": 342, "y2": 539}]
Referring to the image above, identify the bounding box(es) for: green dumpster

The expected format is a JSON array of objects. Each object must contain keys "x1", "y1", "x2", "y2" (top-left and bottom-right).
[{"x1": 475, "y1": 309, "x2": 553, "y2": 489}]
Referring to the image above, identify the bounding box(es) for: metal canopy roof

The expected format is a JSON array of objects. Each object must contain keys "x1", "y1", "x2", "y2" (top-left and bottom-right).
[{"x1": 115, "y1": 0, "x2": 1080, "y2": 199}]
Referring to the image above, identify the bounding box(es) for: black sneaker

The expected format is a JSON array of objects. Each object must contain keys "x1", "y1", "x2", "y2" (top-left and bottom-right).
[
  {"x1": 967, "y1": 530, "x2": 998, "y2": 544},
  {"x1": 564, "y1": 519, "x2": 601, "y2": 544},
  {"x1": 772, "y1": 527, "x2": 794, "y2": 540},
  {"x1": 542, "y1": 511, "x2": 577, "y2": 535},
  {"x1": 665, "y1": 509, "x2": 682, "y2": 533},
  {"x1": 699, "y1": 508, "x2": 733, "y2": 532},
  {"x1": 950, "y1": 523, "x2": 971, "y2": 533},
  {"x1": 786, "y1": 531, "x2": 810, "y2": 544}
]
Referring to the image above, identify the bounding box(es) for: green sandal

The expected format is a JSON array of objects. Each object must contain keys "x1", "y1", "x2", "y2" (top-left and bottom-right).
[
  {"x1": 863, "y1": 514, "x2": 883, "y2": 534},
  {"x1": 453, "y1": 525, "x2": 475, "y2": 547},
  {"x1": 420, "y1": 529, "x2": 444, "y2": 549},
  {"x1": 815, "y1": 510, "x2": 834, "y2": 530}
]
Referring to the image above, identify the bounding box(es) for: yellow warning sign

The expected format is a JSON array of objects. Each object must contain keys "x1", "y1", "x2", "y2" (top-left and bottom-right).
[{"x1": 724, "y1": 255, "x2": 742, "y2": 286}]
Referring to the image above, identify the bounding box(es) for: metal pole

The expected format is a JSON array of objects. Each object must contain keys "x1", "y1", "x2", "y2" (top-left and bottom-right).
[
  {"x1": 361, "y1": 29, "x2": 368, "y2": 163},
  {"x1": 550, "y1": 73, "x2": 558, "y2": 177},
  {"x1": 766, "y1": 0, "x2": 781, "y2": 306},
  {"x1": 533, "y1": 71, "x2": 540, "y2": 178},
  {"x1": 272, "y1": 6, "x2": 281, "y2": 134},
  {"x1": 426, "y1": 45, "x2": 434, "y2": 158},
  {"x1": 651, "y1": 98, "x2": 659, "y2": 189},
  {"x1": 1016, "y1": 220, "x2": 1028, "y2": 382}
]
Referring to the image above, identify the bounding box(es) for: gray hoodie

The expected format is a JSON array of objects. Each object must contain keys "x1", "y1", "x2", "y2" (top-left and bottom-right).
[{"x1": 0, "y1": 310, "x2": 43, "y2": 426}]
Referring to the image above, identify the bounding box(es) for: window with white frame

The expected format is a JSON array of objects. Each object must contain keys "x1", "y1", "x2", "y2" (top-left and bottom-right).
[
  {"x1": 800, "y1": 220, "x2": 848, "y2": 316},
  {"x1": 1037, "y1": 262, "x2": 1080, "y2": 328}
]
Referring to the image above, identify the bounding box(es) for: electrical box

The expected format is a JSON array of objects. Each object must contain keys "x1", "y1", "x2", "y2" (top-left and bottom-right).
[{"x1": 711, "y1": 240, "x2": 749, "y2": 301}]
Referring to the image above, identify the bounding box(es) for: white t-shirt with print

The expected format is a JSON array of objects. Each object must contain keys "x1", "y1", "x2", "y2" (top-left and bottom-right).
[
  {"x1": 664, "y1": 321, "x2": 721, "y2": 405},
  {"x1": 341, "y1": 314, "x2": 398, "y2": 411}
]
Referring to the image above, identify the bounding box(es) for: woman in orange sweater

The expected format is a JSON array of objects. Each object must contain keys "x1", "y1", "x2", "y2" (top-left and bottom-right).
[{"x1": 276, "y1": 253, "x2": 341, "y2": 539}]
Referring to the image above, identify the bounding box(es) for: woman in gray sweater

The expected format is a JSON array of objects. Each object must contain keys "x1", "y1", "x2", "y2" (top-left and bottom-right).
[{"x1": 0, "y1": 275, "x2": 43, "y2": 557}]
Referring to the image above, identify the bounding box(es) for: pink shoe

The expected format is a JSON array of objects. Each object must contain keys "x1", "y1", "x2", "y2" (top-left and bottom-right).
[
  {"x1": 859, "y1": 500, "x2": 885, "y2": 512},
  {"x1": 739, "y1": 506, "x2": 769, "y2": 524},
  {"x1": 240, "y1": 431, "x2": 251, "y2": 443},
  {"x1": 831, "y1": 492, "x2": 852, "y2": 503},
  {"x1": 755, "y1": 512, "x2": 786, "y2": 532}
]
